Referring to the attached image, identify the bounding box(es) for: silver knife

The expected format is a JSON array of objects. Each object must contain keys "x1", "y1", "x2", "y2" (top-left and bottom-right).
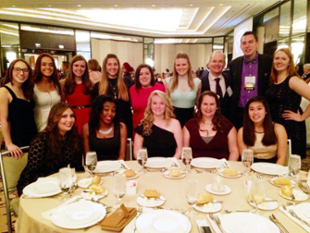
[{"x1": 271, "y1": 214, "x2": 289, "y2": 233}]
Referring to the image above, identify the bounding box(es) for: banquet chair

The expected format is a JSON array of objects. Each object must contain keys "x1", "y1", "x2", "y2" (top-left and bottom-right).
[
  {"x1": 0, "y1": 146, "x2": 29, "y2": 233},
  {"x1": 284, "y1": 139, "x2": 292, "y2": 166},
  {"x1": 126, "y1": 138, "x2": 133, "y2": 161}
]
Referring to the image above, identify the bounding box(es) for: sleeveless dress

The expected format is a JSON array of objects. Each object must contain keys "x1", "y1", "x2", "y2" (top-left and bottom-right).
[
  {"x1": 266, "y1": 76, "x2": 306, "y2": 158},
  {"x1": 89, "y1": 123, "x2": 120, "y2": 161},
  {"x1": 135, "y1": 124, "x2": 177, "y2": 157},
  {"x1": 4, "y1": 86, "x2": 37, "y2": 147},
  {"x1": 66, "y1": 83, "x2": 92, "y2": 135},
  {"x1": 184, "y1": 118, "x2": 233, "y2": 159},
  {"x1": 33, "y1": 84, "x2": 61, "y2": 131}
]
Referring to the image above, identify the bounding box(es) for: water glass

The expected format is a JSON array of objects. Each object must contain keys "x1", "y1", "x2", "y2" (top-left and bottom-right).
[
  {"x1": 85, "y1": 151, "x2": 97, "y2": 175},
  {"x1": 288, "y1": 154, "x2": 301, "y2": 179},
  {"x1": 113, "y1": 173, "x2": 127, "y2": 208},
  {"x1": 242, "y1": 149, "x2": 253, "y2": 176},
  {"x1": 137, "y1": 148, "x2": 148, "y2": 173},
  {"x1": 185, "y1": 179, "x2": 198, "y2": 217},
  {"x1": 59, "y1": 167, "x2": 73, "y2": 199},
  {"x1": 249, "y1": 178, "x2": 265, "y2": 214},
  {"x1": 182, "y1": 147, "x2": 193, "y2": 172}
]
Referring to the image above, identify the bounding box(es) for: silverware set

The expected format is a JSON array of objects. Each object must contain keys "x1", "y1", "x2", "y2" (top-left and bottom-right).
[
  {"x1": 132, "y1": 206, "x2": 143, "y2": 233},
  {"x1": 282, "y1": 204, "x2": 310, "y2": 228},
  {"x1": 269, "y1": 214, "x2": 289, "y2": 233},
  {"x1": 209, "y1": 214, "x2": 226, "y2": 233}
]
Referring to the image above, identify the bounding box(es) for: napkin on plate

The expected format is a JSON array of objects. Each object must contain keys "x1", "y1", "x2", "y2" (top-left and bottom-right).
[
  {"x1": 167, "y1": 157, "x2": 181, "y2": 168},
  {"x1": 121, "y1": 207, "x2": 153, "y2": 233},
  {"x1": 206, "y1": 213, "x2": 224, "y2": 233},
  {"x1": 279, "y1": 205, "x2": 310, "y2": 232},
  {"x1": 118, "y1": 160, "x2": 130, "y2": 170},
  {"x1": 220, "y1": 158, "x2": 230, "y2": 168}
]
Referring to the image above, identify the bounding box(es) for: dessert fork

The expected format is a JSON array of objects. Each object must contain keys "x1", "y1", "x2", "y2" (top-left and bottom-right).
[
  {"x1": 288, "y1": 209, "x2": 310, "y2": 227},
  {"x1": 132, "y1": 207, "x2": 143, "y2": 233},
  {"x1": 209, "y1": 214, "x2": 226, "y2": 233}
]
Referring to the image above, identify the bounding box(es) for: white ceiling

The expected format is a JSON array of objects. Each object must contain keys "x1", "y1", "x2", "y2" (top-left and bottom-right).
[{"x1": 0, "y1": 0, "x2": 281, "y2": 37}]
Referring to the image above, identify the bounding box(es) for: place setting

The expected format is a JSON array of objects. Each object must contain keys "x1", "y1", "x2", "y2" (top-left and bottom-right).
[
  {"x1": 137, "y1": 189, "x2": 166, "y2": 207},
  {"x1": 205, "y1": 175, "x2": 231, "y2": 195},
  {"x1": 190, "y1": 157, "x2": 229, "y2": 173},
  {"x1": 85, "y1": 151, "x2": 121, "y2": 175}
]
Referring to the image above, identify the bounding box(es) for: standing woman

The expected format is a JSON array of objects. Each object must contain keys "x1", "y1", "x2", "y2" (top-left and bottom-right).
[
  {"x1": 61, "y1": 55, "x2": 93, "y2": 135},
  {"x1": 130, "y1": 64, "x2": 165, "y2": 133},
  {"x1": 88, "y1": 59, "x2": 101, "y2": 83},
  {"x1": 164, "y1": 52, "x2": 201, "y2": 127},
  {"x1": 266, "y1": 48, "x2": 310, "y2": 159},
  {"x1": 32, "y1": 53, "x2": 61, "y2": 131},
  {"x1": 0, "y1": 59, "x2": 37, "y2": 158},
  {"x1": 92, "y1": 54, "x2": 133, "y2": 138}
]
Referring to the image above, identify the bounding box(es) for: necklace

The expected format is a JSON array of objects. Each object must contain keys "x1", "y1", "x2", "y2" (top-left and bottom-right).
[
  {"x1": 98, "y1": 127, "x2": 113, "y2": 135},
  {"x1": 108, "y1": 81, "x2": 117, "y2": 99}
]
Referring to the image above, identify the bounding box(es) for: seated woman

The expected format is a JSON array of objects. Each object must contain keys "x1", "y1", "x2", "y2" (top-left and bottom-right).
[
  {"x1": 183, "y1": 91, "x2": 239, "y2": 160},
  {"x1": 237, "y1": 96, "x2": 287, "y2": 165},
  {"x1": 17, "y1": 103, "x2": 83, "y2": 196},
  {"x1": 134, "y1": 90, "x2": 182, "y2": 158},
  {"x1": 82, "y1": 95, "x2": 127, "y2": 161}
]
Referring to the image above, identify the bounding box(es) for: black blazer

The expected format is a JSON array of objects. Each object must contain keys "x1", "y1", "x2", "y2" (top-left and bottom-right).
[
  {"x1": 200, "y1": 71, "x2": 232, "y2": 119},
  {"x1": 228, "y1": 54, "x2": 273, "y2": 110}
]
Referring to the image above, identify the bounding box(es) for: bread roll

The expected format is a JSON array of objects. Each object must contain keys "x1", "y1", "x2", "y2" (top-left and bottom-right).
[
  {"x1": 281, "y1": 185, "x2": 293, "y2": 197},
  {"x1": 197, "y1": 193, "x2": 214, "y2": 205},
  {"x1": 223, "y1": 168, "x2": 239, "y2": 176},
  {"x1": 274, "y1": 177, "x2": 291, "y2": 186},
  {"x1": 124, "y1": 169, "x2": 136, "y2": 177},
  {"x1": 89, "y1": 184, "x2": 105, "y2": 194},
  {"x1": 144, "y1": 189, "x2": 160, "y2": 198},
  {"x1": 92, "y1": 175, "x2": 101, "y2": 185},
  {"x1": 169, "y1": 169, "x2": 182, "y2": 177}
]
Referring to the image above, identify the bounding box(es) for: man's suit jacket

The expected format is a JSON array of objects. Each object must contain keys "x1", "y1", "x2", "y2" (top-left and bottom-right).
[{"x1": 200, "y1": 71, "x2": 232, "y2": 119}]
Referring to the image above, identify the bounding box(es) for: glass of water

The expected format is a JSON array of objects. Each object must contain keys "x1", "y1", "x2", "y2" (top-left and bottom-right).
[
  {"x1": 137, "y1": 148, "x2": 148, "y2": 173},
  {"x1": 288, "y1": 154, "x2": 301, "y2": 179},
  {"x1": 59, "y1": 167, "x2": 73, "y2": 200},
  {"x1": 85, "y1": 151, "x2": 97, "y2": 175},
  {"x1": 181, "y1": 147, "x2": 192, "y2": 172},
  {"x1": 242, "y1": 149, "x2": 254, "y2": 176},
  {"x1": 113, "y1": 173, "x2": 127, "y2": 208}
]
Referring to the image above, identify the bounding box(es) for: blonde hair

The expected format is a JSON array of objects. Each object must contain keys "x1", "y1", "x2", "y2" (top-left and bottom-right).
[
  {"x1": 98, "y1": 54, "x2": 129, "y2": 101},
  {"x1": 141, "y1": 91, "x2": 175, "y2": 135},
  {"x1": 170, "y1": 52, "x2": 194, "y2": 92}
]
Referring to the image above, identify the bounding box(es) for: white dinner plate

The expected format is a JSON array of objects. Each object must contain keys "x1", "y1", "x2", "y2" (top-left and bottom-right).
[
  {"x1": 194, "y1": 202, "x2": 222, "y2": 213},
  {"x1": 51, "y1": 201, "x2": 106, "y2": 229},
  {"x1": 205, "y1": 184, "x2": 231, "y2": 195},
  {"x1": 221, "y1": 213, "x2": 280, "y2": 233},
  {"x1": 136, "y1": 196, "x2": 165, "y2": 207},
  {"x1": 218, "y1": 169, "x2": 242, "y2": 178},
  {"x1": 269, "y1": 177, "x2": 296, "y2": 188},
  {"x1": 191, "y1": 157, "x2": 224, "y2": 169},
  {"x1": 23, "y1": 178, "x2": 61, "y2": 197},
  {"x1": 248, "y1": 198, "x2": 278, "y2": 210},
  {"x1": 163, "y1": 170, "x2": 186, "y2": 179},
  {"x1": 136, "y1": 210, "x2": 191, "y2": 233},
  {"x1": 251, "y1": 163, "x2": 289, "y2": 176},
  {"x1": 279, "y1": 189, "x2": 308, "y2": 201},
  {"x1": 81, "y1": 189, "x2": 108, "y2": 200},
  {"x1": 78, "y1": 178, "x2": 92, "y2": 188},
  {"x1": 121, "y1": 170, "x2": 140, "y2": 179},
  {"x1": 89, "y1": 161, "x2": 121, "y2": 174},
  {"x1": 145, "y1": 157, "x2": 172, "y2": 168},
  {"x1": 294, "y1": 203, "x2": 310, "y2": 222}
]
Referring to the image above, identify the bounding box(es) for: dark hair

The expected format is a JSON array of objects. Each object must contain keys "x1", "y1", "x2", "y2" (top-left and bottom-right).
[
  {"x1": 134, "y1": 64, "x2": 155, "y2": 91},
  {"x1": 63, "y1": 55, "x2": 92, "y2": 95},
  {"x1": 62, "y1": 61, "x2": 69, "y2": 67},
  {"x1": 88, "y1": 59, "x2": 100, "y2": 71},
  {"x1": 32, "y1": 53, "x2": 61, "y2": 95},
  {"x1": 241, "y1": 31, "x2": 258, "y2": 42},
  {"x1": 243, "y1": 96, "x2": 277, "y2": 146},
  {"x1": 1, "y1": 59, "x2": 34, "y2": 99},
  {"x1": 44, "y1": 102, "x2": 80, "y2": 157},
  {"x1": 89, "y1": 95, "x2": 120, "y2": 130},
  {"x1": 196, "y1": 91, "x2": 226, "y2": 133}
]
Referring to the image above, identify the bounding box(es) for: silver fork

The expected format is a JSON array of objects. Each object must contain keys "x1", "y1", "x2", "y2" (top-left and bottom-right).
[
  {"x1": 209, "y1": 214, "x2": 226, "y2": 233},
  {"x1": 288, "y1": 209, "x2": 310, "y2": 227},
  {"x1": 132, "y1": 207, "x2": 143, "y2": 233}
]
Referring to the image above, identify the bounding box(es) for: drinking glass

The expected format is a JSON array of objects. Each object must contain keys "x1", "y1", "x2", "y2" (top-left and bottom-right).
[
  {"x1": 85, "y1": 151, "x2": 97, "y2": 175},
  {"x1": 59, "y1": 167, "x2": 73, "y2": 199},
  {"x1": 137, "y1": 148, "x2": 148, "y2": 173},
  {"x1": 182, "y1": 147, "x2": 193, "y2": 172},
  {"x1": 249, "y1": 178, "x2": 265, "y2": 214},
  {"x1": 242, "y1": 149, "x2": 253, "y2": 176},
  {"x1": 113, "y1": 173, "x2": 127, "y2": 208},
  {"x1": 184, "y1": 179, "x2": 198, "y2": 217},
  {"x1": 288, "y1": 154, "x2": 301, "y2": 179}
]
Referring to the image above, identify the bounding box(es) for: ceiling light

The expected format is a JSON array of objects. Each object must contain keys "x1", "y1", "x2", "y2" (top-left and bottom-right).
[
  {"x1": 152, "y1": 5, "x2": 155, "y2": 7},
  {"x1": 115, "y1": 5, "x2": 118, "y2": 7},
  {"x1": 78, "y1": 5, "x2": 81, "y2": 7},
  {"x1": 220, "y1": 4, "x2": 223, "y2": 6},
  {"x1": 58, "y1": 45, "x2": 64, "y2": 49},
  {"x1": 35, "y1": 43, "x2": 41, "y2": 48},
  {"x1": 190, "y1": 4, "x2": 193, "y2": 7}
]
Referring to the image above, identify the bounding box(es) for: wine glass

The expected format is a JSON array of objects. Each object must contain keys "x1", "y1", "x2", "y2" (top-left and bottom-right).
[
  {"x1": 249, "y1": 178, "x2": 265, "y2": 215},
  {"x1": 137, "y1": 148, "x2": 148, "y2": 173},
  {"x1": 184, "y1": 179, "x2": 198, "y2": 217},
  {"x1": 59, "y1": 167, "x2": 73, "y2": 200},
  {"x1": 288, "y1": 154, "x2": 301, "y2": 180},
  {"x1": 85, "y1": 151, "x2": 97, "y2": 176},
  {"x1": 242, "y1": 149, "x2": 253, "y2": 176},
  {"x1": 181, "y1": 147, "x2": 192, "y2": 172},
  {"x1": 113, "y1": 173, "x2": 127, "y2": 208}
]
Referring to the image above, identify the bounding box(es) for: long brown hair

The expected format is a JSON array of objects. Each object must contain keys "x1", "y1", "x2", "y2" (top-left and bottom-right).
[
  {"x1": 1, "y1": 59, "x2": 34, "y2": 100},
  {"x1": 170, "y1": 52, "x2": 194, "y2": 92},
  {"x1": 98, "y1": 54, "x2": 129, "y2": 101},
  {"x1": 32, "y1": 53, "x2": 61, "y2": 95},
  {"x1": 63, "y1": 55, "x2": 92, "y2": 95},
  {"x1": 270, "y1": 48, "x2": 299, "y2": 83}
]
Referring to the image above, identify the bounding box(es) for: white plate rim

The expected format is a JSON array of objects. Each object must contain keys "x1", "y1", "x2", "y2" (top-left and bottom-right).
[
  {"x1": 191, "y1": 157, "x2": 224, "y2": 169},
  {"x1": 23, "y1": 180, "x2": 61, "y2": 197},
  {"x1": 279, "y1": 189, "x2": 308, "y2": 201},
  {"x1": 269, "y1": 177, "x2": 296, "y2": 188},
  {"x1": 136, "y1": 196, "x2": 165, "y2": 207},
  {"x1": 81, "y1": 189, "x2": 108, "y2": 200},
  {"x1": 78, "y1": 178, "x2": 92, "y2": 188},
  {"x1": 251, "y1": 163, "x2": 288, "y2": 176},
  {"x1": 248, "y1": 198, "x2": 279, "y2": 210},
  {"x1": 295, "y1": 203, "x2": 310, "y2": 221},
  {"x1": 193, "y1": 203, "x2": 222, "y2": 213},
  {"x1": 89, "y1": 161, "x2": 121, "y2": 174},
  {"x1": 145, "y1": 157, "x2": 171, "y2": 168},
  {"x1": 205, "y1": 184, "x2": 231, "y2": 195}
]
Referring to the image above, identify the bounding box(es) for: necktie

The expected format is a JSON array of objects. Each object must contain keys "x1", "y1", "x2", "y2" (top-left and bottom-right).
[{"x1": 215, "y1": 78, "x2": 223, "y2": 99}]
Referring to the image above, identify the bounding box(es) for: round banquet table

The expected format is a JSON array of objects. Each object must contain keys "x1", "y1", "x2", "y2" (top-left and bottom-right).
[{"x1": 17, "y1": 161, "x2": 305, "y2": 233}]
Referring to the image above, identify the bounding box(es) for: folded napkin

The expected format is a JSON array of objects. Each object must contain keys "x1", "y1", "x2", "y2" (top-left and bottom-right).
[
  {"x1": 167, "y1": 157, "x2": 181, "y2": 168},
  {"x1": 206, "y1": 213, "x2": 224, "y2": 233},
  {"x1": 119, "y1": 160, "x2": 130, "y2": 170},
  {"x1": 122, "y1": 207, "x2": 153, "y2": 233},
  {"x1": 220, "y1": 158, "x2": 230, "y2": 168},
  {"x1": 279, "y1": 205, "x2": 310, "y2": 232}
]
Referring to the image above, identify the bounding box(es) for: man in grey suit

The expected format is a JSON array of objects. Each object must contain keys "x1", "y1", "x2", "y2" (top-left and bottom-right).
[
  {"x1": 200, "y1": 51, "x2": 232, "y2": 119},
  {"x1": 228, "y1": 31, "x2": 273, "y2": 129}
]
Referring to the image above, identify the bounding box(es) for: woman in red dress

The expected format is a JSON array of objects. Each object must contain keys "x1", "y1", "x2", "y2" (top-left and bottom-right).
[{"x1": 61, "y1": 55, "x2": 93, "y2": 134}]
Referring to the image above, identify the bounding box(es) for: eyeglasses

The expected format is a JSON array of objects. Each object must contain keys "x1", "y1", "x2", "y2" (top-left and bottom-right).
[{"x1": 13, "y1": 68, "x2": 30, "y2": 73}]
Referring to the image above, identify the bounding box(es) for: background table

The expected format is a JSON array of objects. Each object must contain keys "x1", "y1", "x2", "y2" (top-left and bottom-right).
[{"x1": 17, "y1": 161, "x2": 305, "y2": 233}]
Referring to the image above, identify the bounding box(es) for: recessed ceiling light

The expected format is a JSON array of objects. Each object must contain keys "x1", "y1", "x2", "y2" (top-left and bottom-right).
[
  {"x1": 220, "y1": 4, "x2": 223, "y2": 6},
  {"x1": 78, "y1": 5, "x2": 81, "y2": 7},
  {"x1": 190, "y1": 4, "x2": 193, "y2": 6},
  {"x1": 152, "y1": 5, "x2": 155, "y2": 7},
  {"x1": 115, "y1": 5, "x2": 118, "y2": 7}
]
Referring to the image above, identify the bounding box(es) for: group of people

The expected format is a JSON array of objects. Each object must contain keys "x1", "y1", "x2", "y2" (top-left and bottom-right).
[{"x1": 1, "y1": 31, "x2": 310, "y2": 195}]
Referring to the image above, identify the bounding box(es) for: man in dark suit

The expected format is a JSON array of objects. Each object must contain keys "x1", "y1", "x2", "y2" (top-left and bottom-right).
[
  {"x1": 200, "y1": 51, "x2": 232, "y2": 119},
  {"x1": 228, "y1": 31, "x2": 273, "y2": 129}
]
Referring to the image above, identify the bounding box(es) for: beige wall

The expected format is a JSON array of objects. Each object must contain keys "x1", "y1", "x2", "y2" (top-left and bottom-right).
[
  {"x1": 154, "y1": 44, "x2": 212, "y2": 73},
  {"x1": 91, "y1": 38, "x2": 143, "y2": 70}
]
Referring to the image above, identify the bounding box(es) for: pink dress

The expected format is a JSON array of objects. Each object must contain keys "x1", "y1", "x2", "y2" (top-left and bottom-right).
[
  {"x1": 129, "y1": 83, "x2": 165, "y2": 131},
  {"x1": 66, "y1": 83, "x2": 92, "y2": 134}
]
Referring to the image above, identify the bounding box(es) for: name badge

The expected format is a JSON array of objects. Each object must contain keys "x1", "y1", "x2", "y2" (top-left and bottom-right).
[{"x1": 244, "y1": 76, "x2": 256, "y2": 90}]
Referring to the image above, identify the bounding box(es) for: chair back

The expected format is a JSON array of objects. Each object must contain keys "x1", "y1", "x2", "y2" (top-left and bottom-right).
[
  {"x1": 125, "y1": 138, "x2": 133, "y2": 161},
  {"x1": 284, "y1": 139, "x2": 292, "y2": 166}
]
